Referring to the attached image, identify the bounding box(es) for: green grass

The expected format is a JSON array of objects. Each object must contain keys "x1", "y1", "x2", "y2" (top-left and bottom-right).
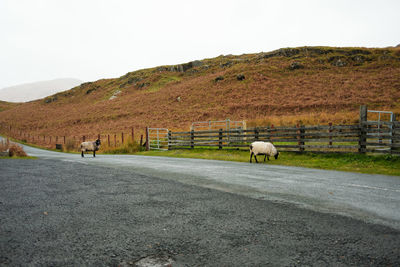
[
  {"x1": 0, "y1": 156, "x2": 37, "y2": 159},
  {"x1": 101, "y1": 140, "x2": 145, "y2": 154},
  {"x1": 147, "y1": 75, "x2": 181, "y2": 92},
  {"x1": 136, "y1": 148, "x2": 400, "y2": 176},
  {"x1": 3, "y1": 135, "x2": 399, "y2": 176}
]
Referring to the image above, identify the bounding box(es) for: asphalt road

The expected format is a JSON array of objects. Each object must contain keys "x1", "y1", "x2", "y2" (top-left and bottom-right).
[
  {"x1": 0, "y1": 142, "x2": 399, "y2": 266},
  {"x1": 23, "y1": 143, "x2": 400, "y2": 230}
]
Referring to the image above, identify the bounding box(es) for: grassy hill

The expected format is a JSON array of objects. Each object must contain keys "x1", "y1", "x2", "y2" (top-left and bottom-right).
[{"x1": 1, "y1": 46, "x2": 400, "y2": 138}]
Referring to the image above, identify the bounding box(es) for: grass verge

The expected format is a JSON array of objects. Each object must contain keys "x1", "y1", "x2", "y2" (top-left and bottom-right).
[
  {"x1": 137, "y1": 149, "x2": 400, "y2": 176},
  {"x1": 0, "y1": 156, "x2": 37, "y2": 159},
  {"x1": 2, "y1": 135, "x2": 399, "y2": 176}
]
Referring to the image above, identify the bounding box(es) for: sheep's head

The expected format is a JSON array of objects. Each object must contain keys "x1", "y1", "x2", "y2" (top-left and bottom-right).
[
  {"x1": 95, "y1": 139, "x2": 101, "y2": 146},
  {"x1": 274, "y1": 151, "x2": 279, "y2": 160}
]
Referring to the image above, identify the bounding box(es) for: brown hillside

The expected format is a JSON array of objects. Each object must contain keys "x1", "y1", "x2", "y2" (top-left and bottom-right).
[{"x1": 1, "y1": 46, "x2": 400, "y2": 139}]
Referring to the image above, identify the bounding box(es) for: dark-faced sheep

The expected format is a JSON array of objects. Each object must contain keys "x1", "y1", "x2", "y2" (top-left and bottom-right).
[
  {"x1": 250, "y1": 141, "x2": 279, "y2": 163},
  {"x1": 80, "y1": 139, "x2": 101, "y2": 157}
]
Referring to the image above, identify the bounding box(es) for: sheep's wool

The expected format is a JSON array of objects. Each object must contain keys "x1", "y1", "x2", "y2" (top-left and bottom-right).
[
  {"x1": 250, "y1": 141, "x2": 277, "y2": 156},
  {"x1": 81, "y1": 141, "x2": 98, "y2": 152}
]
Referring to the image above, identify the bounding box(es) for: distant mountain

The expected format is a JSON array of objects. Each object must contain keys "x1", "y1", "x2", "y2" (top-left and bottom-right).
[{"x1": 0, "y1": 78, "x2": 83, "y2": 102}]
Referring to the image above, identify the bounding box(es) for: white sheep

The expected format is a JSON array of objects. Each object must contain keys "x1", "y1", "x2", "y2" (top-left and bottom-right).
[
  {"x1": 250, "y1": 141, "x2": 279, "y2": 163},
  {"x1": 80, "y1": 139, "x2": 101, "y2": 157}
]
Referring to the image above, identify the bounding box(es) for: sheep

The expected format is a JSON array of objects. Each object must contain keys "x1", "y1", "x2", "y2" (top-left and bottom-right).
[
  {"x1": 80, "y1": 139, "x2": 101, "y2": 157},
  {"x1": 250, "y1": 141, "x2": 279, "y2": 163}
]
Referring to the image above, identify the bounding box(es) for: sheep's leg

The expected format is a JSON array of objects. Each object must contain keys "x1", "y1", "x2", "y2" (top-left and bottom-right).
[
  {"x1": 264, "y1": 155, "x2": 267, "y2": 162},
  {"x1": 267, "y1": 156, "x2": 270, "y2": 161},
  {"x1": 250, "y1": 152, "x2": 253, "y2": 163},
  {"x1": 81, "y1": 151, "x2": 84, "y2": 157},
  {"x1": 254, "y1": 154, "x2": 258, "y2": 163},
  {"x1": 93, "y1": 150, "x2": 96, "y2": 157}
]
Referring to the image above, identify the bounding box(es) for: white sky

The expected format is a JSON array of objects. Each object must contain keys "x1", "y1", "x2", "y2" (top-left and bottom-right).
[{"x1": 0, "y1": 0, "x2": 399, "y2": 88}]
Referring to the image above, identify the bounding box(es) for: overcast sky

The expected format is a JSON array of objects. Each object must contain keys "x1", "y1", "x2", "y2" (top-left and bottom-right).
[{"x1": 0, "y1": 0, "x2": 399, "y2": 88}]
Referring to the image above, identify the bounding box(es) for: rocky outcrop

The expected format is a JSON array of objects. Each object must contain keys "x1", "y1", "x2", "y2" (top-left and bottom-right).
[
  {"x1": 260, "y1": 47, "x2": 372, "y2": 60},
  {"x1": 161, "y1": 60, "x2": 204, "y2": 72},
  {"x1": 289, "y1": 62, "x2": 304, "y2": 70}
]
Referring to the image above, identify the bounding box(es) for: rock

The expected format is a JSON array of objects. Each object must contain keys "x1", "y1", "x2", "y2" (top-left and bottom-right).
[
  {"x1": 236, "y1": 74, "x2": 245, "y2": 81},
  {"x1": 191, "y1": 60, "x2": 203, "y2": 67},
  {"x1": 333, "y1": 58, "x2": 346, "y2": 67},
  {"x1": 86, "y1": 88, "x2": 96, "y2": 94},
  {"x1": 44, "y1": 96, "x2": 58, "y2": 103},
  {"x1": 109, "y1": 90, "x2": 122, "y2": 100},
  {"x1": 215, "y1": 76, "x2": 224, "y2": 82},
  {"x1": 329, "y1": 56, "x2": 347, "y2": 67},
  {"x1": 220, "y1": 61, "x2": 232, "y2": 68},
  {"x1": 168, "y1": 60, "x2": 203, "y2": 72},
  {"x1": 137, "y1": 82, "x2": 150, "y2": 89},
  {"x1": 289, "y1": 62, "x2": 304, "y2": 70}
]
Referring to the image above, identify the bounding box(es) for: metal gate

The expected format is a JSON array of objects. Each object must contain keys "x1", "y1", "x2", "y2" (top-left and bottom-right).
[
  {"x1": 366, "y1": 110, "x2": 395, "y2": 151},
  {"x1": 147, "y1": 128, "x2": 169, "y2": 150}
]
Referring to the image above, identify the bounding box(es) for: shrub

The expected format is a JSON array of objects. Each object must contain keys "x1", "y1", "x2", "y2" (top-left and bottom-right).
[
  {"x1": 8, "y1": 144, "x2": 27, "y2": 157},
  {"x1": 63, "y1": 139, "x2": 78, "y2": 152},
  {"x1": 102, "y1": 140, "x2": 144, "y2": 154}
]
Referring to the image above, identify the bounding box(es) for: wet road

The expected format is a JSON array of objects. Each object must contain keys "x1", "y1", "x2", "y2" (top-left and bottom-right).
[{"x1": 21, "y1": 141, "x2": 400, "y2": 230}]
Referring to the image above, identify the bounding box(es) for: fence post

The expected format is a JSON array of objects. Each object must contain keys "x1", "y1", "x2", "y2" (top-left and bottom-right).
[
  {"x1": 114, "y1": 134, "x2": 117, "y2": 147},
  {"x1": 271, "y1": 124, "x2": 274, "y2": 142},
  {"x1": 255, "y1": 127, "x2": 259, "y2": 141},
  {"x1": 300, "y1": 125, "x2": 305, "y2": 153},
  {"x1": 359, "y1": 105, "x2": 367, "y2": 154},
  {"x1": 63, "y1": 136, "x2": 66, "y2": 144},
  {"x1": 168, "y1": 130, "x2": 171, "y2": 150},
  {"x1": 266, "y1": 126, "x2": 270, "y2": 142},
  {"x1": 390, "y1": 114, "x2": 397, "y2": 154},
  {"x1": 140, "y1": 134, "x2": 143, "y2": 147},
  {"x1": 131, "y1": 128, "x2": 134, "y2": 142},
  {"x1": 190, "y1": 130, "x2": 194, "y2": 149},
  {"x1": 108, "y1": 135, "x2": 110, "y2": 147},
  {"x1": 121, "y1": 132, "x2": 124, "y2": 144},
  {"x1": 145, "y1": 127, "x2": 150, "y2": 151},
  {"x1": 218, "y1": 129, "x2": 223, "y2": 149},
  {"x1": 83, "y1": 135, "x2": 85, "y2": 142},
  {"x1": 329, "y1": 122, "x2": 333, "y2": 146}
]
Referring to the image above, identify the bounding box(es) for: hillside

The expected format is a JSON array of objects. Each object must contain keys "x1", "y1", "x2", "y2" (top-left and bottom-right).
[
  {"x1": 0, "y1": 46, "x2": 400, "y2": 138},
  {"x1": 0, "y1": 78, "x2": 82, "y2": 103}
]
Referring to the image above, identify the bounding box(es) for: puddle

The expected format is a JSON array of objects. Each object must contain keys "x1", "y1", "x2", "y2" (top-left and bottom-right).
[{"x1": 120, "y1": 255, "x2": 173, "y2": 267}]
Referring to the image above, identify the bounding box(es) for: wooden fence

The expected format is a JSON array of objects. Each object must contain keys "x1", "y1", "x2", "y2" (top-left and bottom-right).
[
  {"x1": 168, "y1": 122, "x2": 400, "y2": 155},
  {"x1": 0, "y1": 125, "x2": 145, "y2": 150},
  {"x1": 1, "y1": 105, "x2": 399, "y2": 155}
]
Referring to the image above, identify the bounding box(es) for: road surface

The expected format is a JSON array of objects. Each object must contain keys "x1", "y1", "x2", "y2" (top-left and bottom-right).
[
  {"x1": 22, "y1": 142, "x2": 400, "y2": 230},
  {"x1": 0, "y1": 140, "x2": 399, "y2": 266}
]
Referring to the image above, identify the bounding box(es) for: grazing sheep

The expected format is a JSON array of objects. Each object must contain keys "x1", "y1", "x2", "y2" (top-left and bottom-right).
[
  {"x1": 250, "y1": 141, "x2": 279, "y2": 163},
  {"x1": 80, "y1": 139, "x2": 101, "y2": 157}
]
